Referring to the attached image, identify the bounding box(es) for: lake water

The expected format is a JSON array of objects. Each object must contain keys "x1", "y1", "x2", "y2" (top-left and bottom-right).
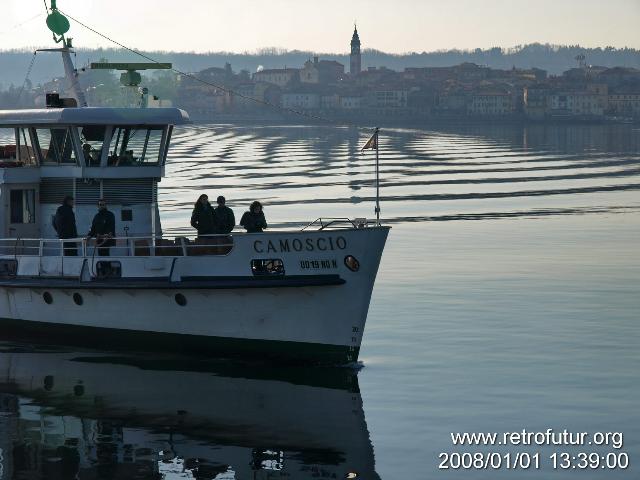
[{"x1": 1, "y1": 123, "x2": 639, "y2": 479}]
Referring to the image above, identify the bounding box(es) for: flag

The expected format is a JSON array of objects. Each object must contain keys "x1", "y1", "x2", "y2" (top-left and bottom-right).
[{"x1": 360, "y1": 129, "x2": 378, "y2": 152}]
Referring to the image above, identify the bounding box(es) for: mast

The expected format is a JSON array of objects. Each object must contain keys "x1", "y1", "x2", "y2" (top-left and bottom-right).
[
  {"x1": 60, "y1": 48, "x2": 87, "y2": 107},
  {"x1": 44, "y1": 0, "x2": 88, "y2": 107},
  {"x1": 374, "y1": 128, "x2": 380, "y2": 224}
]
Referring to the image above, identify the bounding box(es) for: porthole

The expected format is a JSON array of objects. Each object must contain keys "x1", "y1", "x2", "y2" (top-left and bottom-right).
[
  {"x1": 43, "y1": 291, "x2": 53, "y2": 304},
  {"x1": 73, "y1": 293, "x2": 83, "y2": 306},
  {"x1": 344, "y1": 255, "x2": 360, "y2": 272},
  {"x1": 175, "y1": 293, "x2": 187, "y2": 306}
]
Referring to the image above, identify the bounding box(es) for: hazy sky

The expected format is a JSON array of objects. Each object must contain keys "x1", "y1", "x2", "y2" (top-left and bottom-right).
[{"x1": 3, "y1": 0, "x2": 640, "y2": 53}]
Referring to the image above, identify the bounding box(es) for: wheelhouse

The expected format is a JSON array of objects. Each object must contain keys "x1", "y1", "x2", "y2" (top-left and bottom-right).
[{"x1": 0, "y1": 107, "x2": 189, "y2": 239}]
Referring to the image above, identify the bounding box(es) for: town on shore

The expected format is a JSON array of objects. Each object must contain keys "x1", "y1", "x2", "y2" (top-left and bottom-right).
[{"x1": 4, "y1": 27, "x2": 640, "y2": 125}]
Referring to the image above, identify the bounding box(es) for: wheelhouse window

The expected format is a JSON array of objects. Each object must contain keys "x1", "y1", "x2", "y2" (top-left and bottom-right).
[
  {"x1": 17, "y1": 128, "x2": 38, "y2": 165},
  {"x1": 10, "y1": 189, "x2": 36, "y2": 224},
  {"x1": 78, "y1": 125, "x2": 107, "y2": 166},
  {"x1": 0, "y1": 127, "x2": 18, "y2": 164},
  {"x1": 35, "y1": 128, "x2": 78, "y2": 165},
  {"x1": 107, "y1": 126, "x2": 163, "y2": 166}
]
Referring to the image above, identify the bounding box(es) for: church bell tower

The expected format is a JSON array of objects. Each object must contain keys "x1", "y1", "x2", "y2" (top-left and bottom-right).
[{"x1": 350, "y1": 25, "x2": 362, "y2": 75}]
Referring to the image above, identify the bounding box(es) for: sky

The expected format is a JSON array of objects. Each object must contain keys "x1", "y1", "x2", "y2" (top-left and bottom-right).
[{"x1": 2, "y1": 0, "x2": 640, "y2": 53}]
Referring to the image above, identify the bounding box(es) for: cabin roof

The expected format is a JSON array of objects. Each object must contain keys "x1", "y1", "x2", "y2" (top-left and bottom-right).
[{"x1": 0, "y1": 107, "x2": 191, "y2": 126}]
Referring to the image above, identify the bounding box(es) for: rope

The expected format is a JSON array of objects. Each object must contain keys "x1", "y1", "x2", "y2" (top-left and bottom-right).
[
  {"x1": 58, "y1": 9, "x2": 376, "y2": 133},
  {"x1": 90, "y1": 239, "x2": 97, "y2": 277},
  {"x1": 15, "y1": 51, "x2": 37, "y2": 107},
  {"x1": 0, "y1": 13, "x2": 44, "y2": 37}
]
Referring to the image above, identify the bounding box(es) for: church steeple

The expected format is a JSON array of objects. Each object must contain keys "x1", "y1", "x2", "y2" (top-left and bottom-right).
[
  {"x1": 350, "y1": 24, "x2": 362, "y2": 75},
  {"x1": 351, "y1": 25, "x2": 361, "y2": 53}
]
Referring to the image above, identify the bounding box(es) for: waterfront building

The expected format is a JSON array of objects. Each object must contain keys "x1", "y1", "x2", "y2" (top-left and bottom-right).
[
  {"x1": 354, "y1": 67, "x2": 397, "y2": 88},
  {"x1": 597, "y1": 67, "x2": 640, "y2": 88},
  {"x1": 300, "y1": 59, "x2": 321, "y2": 84},
  {"x1": 321, "y1": 94, "x2": 341, "y2": 109},
  {"x1": 404, "y1": 63, "x2": 490, "y2": 84},
  {"x1": 301, "y1": 57, "x2": 345, "y2": 85},
  {"x1": 317, "y1": 60, "x2": 345, "y2": 83},
  {"x1": 608, "y1": 88, "x2": 640, "y2": 117},
  {"x1": 549, "y1": 85, "x2": 608, "y2": 117},
  {"x1": 253, "y1": 68, "x2": 299, "y2": 88},
  {"x1": 436, "y1": 87, "x2": 470, "y2": 114},
  {"x1": 197, "y1": 64, "x2": 234, "y2": 83},
  {"x1": 468, "y1": 92, "x2": 514, "y2": 116},
  {"x1": 281, "y1": 92, "x2": 321, "y2": 110},
  {"x1": 340, "y1": 96, "x2": 363, "y2": 109},
  {"x1": 366, "y1": 89, "x2": 408, "y2": 108},
  {"x1": 524, "y1": 85, "x2": 550, "y2": 119}
]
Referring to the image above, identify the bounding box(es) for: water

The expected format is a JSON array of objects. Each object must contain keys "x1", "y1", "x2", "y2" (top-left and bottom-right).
[{"x1": 1, "y1": 123, "x2": 639, "y2": 479}]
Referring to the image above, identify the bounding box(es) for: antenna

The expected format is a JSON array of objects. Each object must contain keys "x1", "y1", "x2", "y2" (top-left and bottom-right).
[{"x1": 90, "y1": 62, "x2": 173, "y2": 107}]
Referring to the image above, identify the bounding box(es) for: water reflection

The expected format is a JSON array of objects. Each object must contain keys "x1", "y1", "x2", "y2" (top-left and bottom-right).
[{"x1": 0, "y1": 345, "x2": 378, "y2": 479}]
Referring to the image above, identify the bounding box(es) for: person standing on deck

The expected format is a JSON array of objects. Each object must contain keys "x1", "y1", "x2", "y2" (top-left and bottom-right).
[
  {"x1": 213, "y1": 196, "x2": 235, "y2": 234},
  {"x1": 53, "y1": 195, "x2": 78, "y2": 256},
  {"x1": 240, "y1": 201, "x2": 267, "y2": 233},
  {"x1": 190, "y1": 194, "x2": 216, "y2": 236},
  {"x1": 87, "y1": 199, "x2": 116, "y2": 256}
]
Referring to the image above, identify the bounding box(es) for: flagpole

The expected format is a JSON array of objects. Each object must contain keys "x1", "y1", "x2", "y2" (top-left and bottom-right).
[{"x1": 375, "y1": 127, "x2": 380, "y2": 225}]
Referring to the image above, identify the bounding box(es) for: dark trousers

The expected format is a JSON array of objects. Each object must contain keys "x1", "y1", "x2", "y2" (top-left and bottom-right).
[
  {"x1": 97, "y1": 247, "x2": 110, "y2": 256},
  {"x1": 63, "y1": 241, "x2": 77, "y2": 256}
]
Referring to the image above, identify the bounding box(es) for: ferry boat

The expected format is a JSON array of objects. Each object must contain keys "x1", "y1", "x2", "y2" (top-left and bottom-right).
[{"x1": 0, "y1": 3, "x2": 389, "y2": 364}]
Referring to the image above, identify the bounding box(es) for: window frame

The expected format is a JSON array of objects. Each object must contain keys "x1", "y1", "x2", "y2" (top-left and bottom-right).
[
  {"x1": 32, "y1": 126, "x2": 83, "y2": 166},
  {"x1": 106, "y1": 125, "x2": 167, "y2": 167},
  {"x1": 9, "y1": 188, "x2": 37, "y2": 224},
  {"x1": 77, "y1": 125, "x2": 110, "y2": 167},
  {"x1": 0, "y1": 127, "x2": 19, "y2": 163},
  {"x1": 16, "y1": 127, "x2": 40, "y2": 166}
]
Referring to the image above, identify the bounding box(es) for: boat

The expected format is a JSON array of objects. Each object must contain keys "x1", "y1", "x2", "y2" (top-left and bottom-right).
[
  {"x1": 0, "y1": 344, "x2": 380, "y2": 478},
  {"x1": 0, "y1": 2, "x2": 389, "y2": 364}
]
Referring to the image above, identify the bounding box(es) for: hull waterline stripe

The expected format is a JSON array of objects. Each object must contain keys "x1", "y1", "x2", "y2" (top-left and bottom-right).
[{"x1": 0, "y1": 274, "x2": 345, "y2": 290}]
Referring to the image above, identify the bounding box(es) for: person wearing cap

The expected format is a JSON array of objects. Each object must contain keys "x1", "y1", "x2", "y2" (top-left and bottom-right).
[
  {"x1": 213, "y1": 195, "x2": 235, "y2": 234},
  {"x1": 53, "y1": 195, "x2": 78, "y2": 256},
  {"x1": 87, "y1": 199, "x2": 116, "y2": 256}
]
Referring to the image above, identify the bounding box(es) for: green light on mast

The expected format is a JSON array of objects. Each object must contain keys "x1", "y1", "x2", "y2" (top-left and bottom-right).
[{"x1": 46, "y1": 0, "x2": 71, "y2": 45}]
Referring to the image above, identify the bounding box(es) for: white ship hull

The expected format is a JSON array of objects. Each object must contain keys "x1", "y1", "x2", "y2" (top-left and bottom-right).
[{"x1": 0, "y1": 227, "x2": 389, "y2": 363}]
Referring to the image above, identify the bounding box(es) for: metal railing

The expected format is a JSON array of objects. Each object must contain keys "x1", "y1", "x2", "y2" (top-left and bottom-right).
[
  {"x1": 0, "y1": 234, "x2": 235, "y2": 258},
  {"x1": 301, "y1": 217, "x2": 370, "y2": 231},
  {"x1": 0, "y1": 217, "x2": 369, "y2": 258}
]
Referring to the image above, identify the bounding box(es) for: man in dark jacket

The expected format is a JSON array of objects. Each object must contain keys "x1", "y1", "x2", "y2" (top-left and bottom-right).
[
  {"x1": 213, "y1": 196, "x2": 235, "y2": 234},
  {"x1": 53, "y1": 195, "x2": 78, "y2": 256},
  {"x1": 87, "y1": 199, "x2": 116, "y2": 256}
]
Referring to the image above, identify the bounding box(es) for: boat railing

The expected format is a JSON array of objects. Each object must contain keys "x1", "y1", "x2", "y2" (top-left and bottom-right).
[
  {"x1": 301, "y1": 217, "x2": 370, "y2": 231},
  {"x1": 0, "y1": 234, "x2": 235, "y2": 258},
  {"x1": 0, "y1": 218, "x2": 370, "y2": 258}
]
